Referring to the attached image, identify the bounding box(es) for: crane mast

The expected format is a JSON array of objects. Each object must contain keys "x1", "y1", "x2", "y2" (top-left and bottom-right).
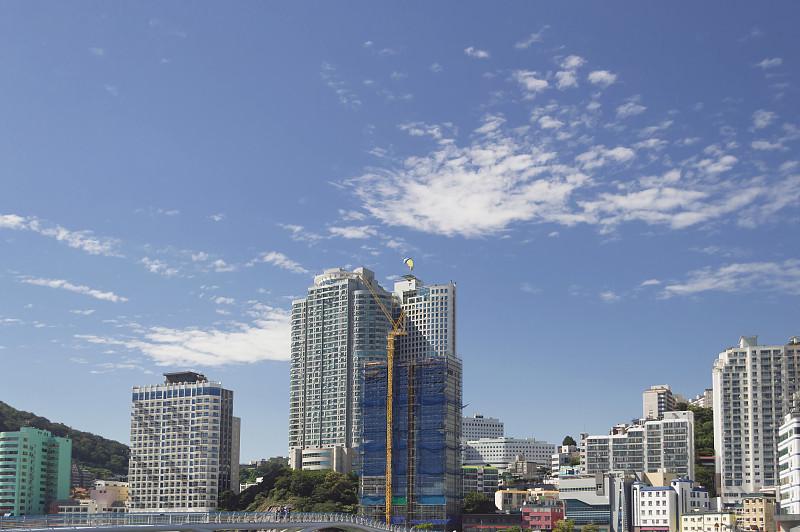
[{"x1": 358, "y1": 273, "x2": 405, "y2": 525}]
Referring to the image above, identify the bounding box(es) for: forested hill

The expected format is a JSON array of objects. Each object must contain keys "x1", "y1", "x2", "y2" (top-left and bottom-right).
[{"x1": 0, "y1": 401, "x2": 129, "y2": 476}]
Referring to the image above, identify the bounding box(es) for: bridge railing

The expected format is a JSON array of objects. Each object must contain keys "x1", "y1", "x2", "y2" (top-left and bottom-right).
[{"x1": 0, "y1": 511, "x2": 423, "y2": 532}]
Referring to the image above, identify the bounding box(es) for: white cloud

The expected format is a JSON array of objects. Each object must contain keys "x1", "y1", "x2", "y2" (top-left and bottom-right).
[
  {"x1": 520, "y1": 282, "x2": 541, "y2": 294},
  {"x1": 213, "y1": 296, "x2": 235, "y2": 305},
  {"x1": 211, "y1": 259, "x2": 237, "y2": 273},
  {"x1": 575, "y1": 145, "x2": 635, "y2": 170},
  {"x1": 662, "y1": 260, "x2": 800, "y2": 297},
  {"x1": 752, "y1": 109, "x2": 777, "y2": 129},
  {"x1": 390, "y1": 71, "x2": 407, "y2": 80},
  {"x1": 247, "y1": 251, "x2": 309, "y2": 274},
  {"x1": 209, "y1": 213, "x2": 226, "y2": 222},
  {"x1": 89, "y1": 47, "x2": 105, "y2": 56},
  {"x1": 192, "y1": 251, "x2": 209, "y2": 262},
  {"x1": 514, "y1": 26, "x2": 549, "y2": 49},
  {"x1": 76, "y1": 307, "x2": 291, "y2": 366},
  {"x1": 538, "y1": 116, "x2": 564, "y2": 129},
  {"x1": 751, "y1": 140, "x2": 786, "y2": 151},
  {"x1": 588, "y1": 70, "x2": 617, "y2": 87},
  {"x1": 140, "y1": 257, "x2": 180, "y2": 277},
  {"x1": 512, "y1": 70, "x2": 549, "y2": 97},
  {"x1": 464, "y1": 46, "x2": 491, "y2": 59},
  {"x1": 617, "y1": 102, "x2": 647, "y2": 119},
  {"x1": 560, "y1": 55, "x2": 586, "y2": 70},
  {"x1": 363, "y1": 41, "x2": 373, "y2": 48},
  {"x1": 599, "y1": 291, "x2": 620, "y2": 303},
  {"x1": 19, "y1": 277, "x2": 128, "y2": 303},
  {"x1": 328, "y1": 226, "x2": 377, "y2": 239},
  {"x1": 430, "y1": 63, "x2": 443, "y2": 73},
  {"x1": 756, "y1": 58, "x2": 782, "y2": 69},
  {"x1": 70, "y1": 309, "x2": 96, "y2": 315},
  {"x1": 639, "y1": 279, "x2": 662, "y2": 287},
  {"x1": 0, "y1": 213, "x2": 121, "y2": 256},
  {"x1": 555, "y1": 70, "x2": 578, "y2": 90}
]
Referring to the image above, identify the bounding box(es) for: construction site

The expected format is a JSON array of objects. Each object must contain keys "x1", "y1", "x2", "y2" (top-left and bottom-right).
[{"x1": 359, "y1": 356, "x2": 463, "y2": 526}]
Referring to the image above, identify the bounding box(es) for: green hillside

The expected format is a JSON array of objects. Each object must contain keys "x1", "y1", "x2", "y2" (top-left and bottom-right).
[{"x1": 0, "y1": 400, "x2": 129, "y2": 476}]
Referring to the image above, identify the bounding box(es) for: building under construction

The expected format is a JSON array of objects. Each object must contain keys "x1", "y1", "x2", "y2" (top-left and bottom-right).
[{"x1": 360, "y1": 357, "x2": 462, "y2": 525}]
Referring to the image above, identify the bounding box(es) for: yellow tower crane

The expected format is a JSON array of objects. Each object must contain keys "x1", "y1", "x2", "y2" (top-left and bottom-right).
[{"x1": 358, "y1": 272, "x2": 406, "y2": 525}]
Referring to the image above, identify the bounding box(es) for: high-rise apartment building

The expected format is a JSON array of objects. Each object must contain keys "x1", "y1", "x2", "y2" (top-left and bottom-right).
[
  {"x1": 712, "y1": 335, "x2": 800, "y2": 503},
  {"x1": 360, "y1": 274, "x2": 462, "y2": 526},
  {"x1": 128, "y1": 372, "x2": 240, "y2": 512},
  {"x1": 581, "y1": 411, "x2": 695, "y2": 479},
  {"x1": 0, "y1": 427, "x2": 71, "y2": 516},
  {"x1": 462, "y1": 414, "x2": 504, "y2": 443},
  {"x1": 778, "y1": 400, "x2": 800, "y2": 515},
  {"x1": 289, "y1": 267, "x2": 393, "y2": 472},
  {"x1": 643, "y1": 385, "x2": 676, "y2": 420}
]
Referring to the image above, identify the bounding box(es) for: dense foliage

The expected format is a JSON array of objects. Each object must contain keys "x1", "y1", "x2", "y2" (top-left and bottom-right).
[
  {"x1": 462, "y1": 491, "x2": 497, "y2": 514},
  {"x1": 219, "y1": 467, "x2": 359, "y2": 513},
  {"x1": 562, "y1": 435, "x2": 577, "y2": 447},
  {"x1": 676, "y1": 402, "x2": 715, "y2": 496},
  {"x1": 0, "y1": 401, "x2": 129, "y2": 476}
]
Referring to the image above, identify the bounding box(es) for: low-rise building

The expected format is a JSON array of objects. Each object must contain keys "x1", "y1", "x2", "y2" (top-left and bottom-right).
[
  {"x1": 631, "y1": 478, "x2": 709, "y2": 532},
  {"x1": 680, "y1": 511, "x2": 736, "y2": 532},
  {"x1": 735, "y1": 493, "x2": 776, "y2": 532},
  {"x1": 463, "y1": 466, "x2": 499, "y2": 497},
  {"x1": 521, "y1": 498, "x2": 565, "y2": 531},
  {"x1": 462, "y1": 513, "x2": 521, "y2": 532},
  {"x1": 559, "y1": 472, "x2": 637, "y2": 532}
]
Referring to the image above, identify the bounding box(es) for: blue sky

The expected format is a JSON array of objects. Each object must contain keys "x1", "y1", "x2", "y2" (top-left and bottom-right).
[{"x1": 2, "y1": 3, "x2": 799, "y2": 462}]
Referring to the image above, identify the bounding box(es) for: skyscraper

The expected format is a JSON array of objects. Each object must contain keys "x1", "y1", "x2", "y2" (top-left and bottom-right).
[
  {"x1": 289, "y1": 267, "x2": 393, "y2": 472},
  {"x1": 713, "y1": 335, "x2": 800, "y2": 503},
  {"x1": 128, "y1": 372, "x2": 240, "y2": 512},
  {"x1": 360, "y1": 275, "x2": 462, "y2": 526},
  {"x1": 0, "y1": 427, "x2": 71, "y2": 516}
]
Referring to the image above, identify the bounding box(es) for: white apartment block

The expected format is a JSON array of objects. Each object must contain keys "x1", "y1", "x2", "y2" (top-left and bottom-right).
[
  {"x1": 680, "y1": 511, "x2": 735, "y2": 532},
  {"x1": 462, "y1": 414, "x2": 504, "y2": 443},
  {"x1": 631, "y1": 479, "x2": 710, "y2": 532},
  {"x1": 289, "y1": 267, "x2": 393, "y2": 471},
  {"x1": 643, "y1": 385, "x2": 676, "y2": 420},
  {"x1": 463, "y1": 438, "x2": 555, "y2": 472},
  {"x1": 581, "y1": 411, "x2": 695, "y2": 479},
  {"x1": 779, "y1": 408, "x2": 800, "y2": 515},
  {"x1": 128, "y1": 372, "x2": 240, "y2": 512},
  {"x1": 713, "y1": 335, "x2": 800, "y2": 503},
  {"x1": 552, "y1": 445, "x2": 578, "y2": 478}
]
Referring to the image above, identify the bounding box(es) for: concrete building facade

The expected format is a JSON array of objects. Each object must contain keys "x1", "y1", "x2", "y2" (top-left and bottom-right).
[
  {"x1": 289, "y1": 267, "x2": 393, "y2": 472},
  {"x1": 462, "y1": 415, "x2": 504, "y2": 444},
  {"x1": 0, "y1": 427, "x2": 72, "y2": 516},
  {"x1": 581, "y1": 411, "x2": 695, "y2": 479},
  {"x1": 643, "y1": 385, "x2": 676, "y2": 420},
  {"x1": 463, "y1": 438, "x2": 556, "y2": 472},
  {"x1": 779, "y1": 408, "x2": 800, "y2": 515},
  {"x1": 128, "y1": 372, "x2": 240, "y2": 512},
  {"x1": 462, "y1": 466, "x2": 499, "y2": 497},
  {"x1": 713, "y1": 335, "x2": 800, "y2": 502}
]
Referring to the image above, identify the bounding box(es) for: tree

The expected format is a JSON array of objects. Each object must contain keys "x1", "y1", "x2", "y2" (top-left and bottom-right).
[
  {"x1": 582, "y1": 522, "x2": 599, "y2": 532},
  {"x1": 562, "y1": 435, "x2": 577, "y2": 447},
  {"x1": 553, "y1": 519, "x2": 575, "y2": 532},
  {"x1": 463, "y1": 491, "x2": 497, "y2": 514}
]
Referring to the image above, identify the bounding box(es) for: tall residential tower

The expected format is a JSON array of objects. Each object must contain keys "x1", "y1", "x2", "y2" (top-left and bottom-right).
[
  {"x1": 289, "y1": 267, "x2": 393, "y2": 472},
  {"x1": 128, "y1": 372, "x2": 240, "y2": 512},
  {"x1": 713, "y1": 335, "x2": 800, "y2": 503}
]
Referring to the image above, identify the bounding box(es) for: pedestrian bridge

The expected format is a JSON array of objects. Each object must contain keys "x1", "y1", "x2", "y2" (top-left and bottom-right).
[{"x1": 0, "y1": 512, "x2": 423, "y2": 532}]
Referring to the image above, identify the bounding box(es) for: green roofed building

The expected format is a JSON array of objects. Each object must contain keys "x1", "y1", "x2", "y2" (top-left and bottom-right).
[{"x1": 0, "y1": 427, "x2": 72, "y2": 516}]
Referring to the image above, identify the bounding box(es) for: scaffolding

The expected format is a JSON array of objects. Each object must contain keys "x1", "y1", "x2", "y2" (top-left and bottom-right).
[{"x1": 360, "y1": 356, "x2": 463, "y2": 526}]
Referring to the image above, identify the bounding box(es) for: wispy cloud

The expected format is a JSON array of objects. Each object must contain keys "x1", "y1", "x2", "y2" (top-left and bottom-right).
[
  {"x1": 329, "y1": 226, "x2": 377, "y2": 239},
  {"x1": 76, "y1": 306, "x2": 291, "y2": 366},
  {"x1": 321, "y1": 62, "x2": 361, "y2": 108},
  {"x1": 617, "y1": 101, "x2": 647, "y2": 119},
  {"x1": 0, "y1": 213, "x2": 121, "y2": 257},
  {"x1": 464, "y1": 46, "x2": 491, "y2": 59},
  {"x1": 247, "y1": 251, "x2": 309, "y2": 274},
  {"x1": 515, "y1": 26, "x2": 549, "y2": 49},
  {"x1": 660, "y1": 260, "x2": 800, "y2": 298},
  {"x1": 209, "y1": 213, "x2": 226, "y2": 222},
  {"x1": 512, "y1": 70, "x2": 549, "y2": 98},
  {"x1": 599, "y1": 290, "x2": 621, "y2": 303},
  {"x1": 752, "y1": 109, "x2": 777, "y2": 129},
  {"x1": 89, "y1": 47, "x2": 105, "y2": 56},
  {"x1": 70, "y1": 309, "x2": 97, "y2": 315},
  {"x1": 19, "y1": 277, "x2": 128, "y2": 303},
  {"x1": 756, "y1": 58, "x2": 782, "y2": 69},
  {"x1": 140, "y1": 257, "x2": 180, "y2": 277}
]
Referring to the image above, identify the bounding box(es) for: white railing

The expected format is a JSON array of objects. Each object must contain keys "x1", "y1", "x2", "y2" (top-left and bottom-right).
[{"x1": 0, "y1": 511, "x2": 425, "y2": 532}]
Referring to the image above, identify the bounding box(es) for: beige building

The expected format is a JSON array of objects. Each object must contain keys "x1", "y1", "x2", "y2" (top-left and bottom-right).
[
  {"x1": 736, "y1": 493, "x2": 776, "y2": 532},
  {"x1": 681, "y1": 511, "x2": 736, "y2": 532}
]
